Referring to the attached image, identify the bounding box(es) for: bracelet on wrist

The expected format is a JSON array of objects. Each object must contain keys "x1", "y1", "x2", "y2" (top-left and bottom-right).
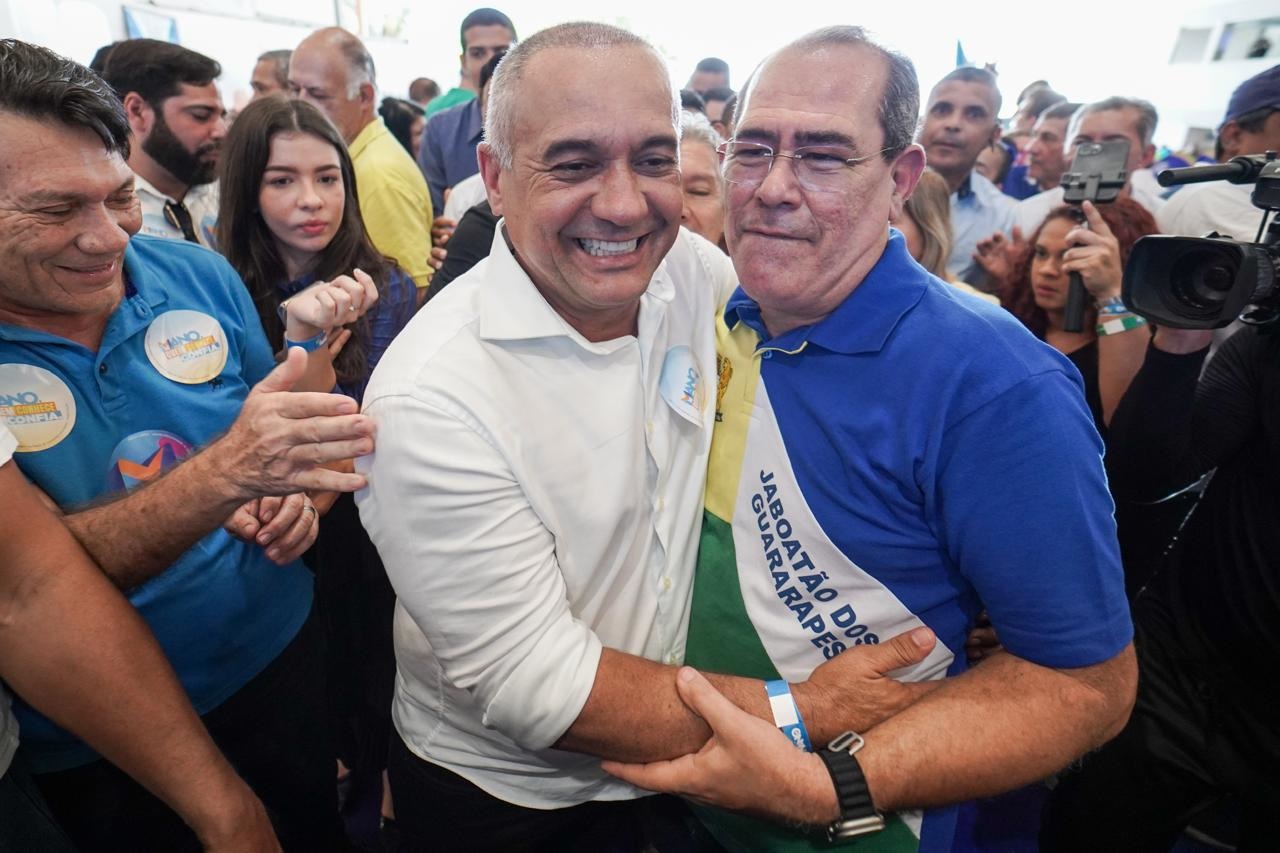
[
  {"x1": 284, "y1": 329, "x2": 329, "y2": 352},
  {"x1": 1096, "y1": 315, "x2": 1148, "y2": 336},
  {"x1": 765, "y1": 680, "x2": 812, "y2": 751},
  {"x1": 1096, "y1": 294, "x2": 1130, "y2": 317}
]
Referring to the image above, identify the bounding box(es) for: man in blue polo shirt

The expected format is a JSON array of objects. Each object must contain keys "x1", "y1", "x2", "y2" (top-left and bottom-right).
[
  {"x1": 0, "y1": 40, "x2": 373, "y2": 851},
  {"x1": 418, "y1": 50, "x2": 503, "y2": 215},
  {"x1": 605, "y1": 27, "x2": 1136, "y2": 852}
]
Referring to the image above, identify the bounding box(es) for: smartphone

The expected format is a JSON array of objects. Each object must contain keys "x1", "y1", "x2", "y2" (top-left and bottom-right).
[{"x1": 1061, "y1": 140, "x2": 1130, "y2": 205}]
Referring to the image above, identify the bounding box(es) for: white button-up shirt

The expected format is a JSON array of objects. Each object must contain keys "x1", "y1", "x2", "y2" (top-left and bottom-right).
[
  {"x1": 356, "y1": 226, "x2": 735, "y2": 808},
  {"x1": 132, "y1": 173, "x2": 221, "y2": 250}
]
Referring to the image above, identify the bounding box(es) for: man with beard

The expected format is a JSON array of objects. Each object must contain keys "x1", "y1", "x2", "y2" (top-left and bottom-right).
[{"x1": 100, "y1": 39, "x2": 225, "y2": 248}]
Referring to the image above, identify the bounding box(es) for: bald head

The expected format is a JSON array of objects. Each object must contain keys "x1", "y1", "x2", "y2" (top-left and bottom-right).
[
  {"x1": 483, "y1": 21, "x2": 677, "y2": 168},
  {"x1": 290, "y1": 27, "x2": 377, "y2": 143}
]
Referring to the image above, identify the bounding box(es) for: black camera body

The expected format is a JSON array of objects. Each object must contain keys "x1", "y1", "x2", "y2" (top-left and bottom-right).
[{"x1": 1123, "y1": 153, "x2": 1280, "y2": 329}]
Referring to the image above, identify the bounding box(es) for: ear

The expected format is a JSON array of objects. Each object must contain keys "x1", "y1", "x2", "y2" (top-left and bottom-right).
[
  {"x1": 357, "y1": 81, "x2": 376, "y2": 110},
  {"x1": 1139, "y1": 142, "x2": 1156, "y2": 168},
  {"x1": 121, "y1": 91, "x2": 154, "y2": 138},
  {"x1": 989, "y1": 122, "x2": 1002, "y2": 146},
  {"x1": 888, "y1": 144, "x2": 927, "y2": 222},
  {"x1": 1218, "y1": 121, "x2": 1243, "y2": 160},
  {"x1": 477, "y1": 141, "x2": 505, "y2": 216}
]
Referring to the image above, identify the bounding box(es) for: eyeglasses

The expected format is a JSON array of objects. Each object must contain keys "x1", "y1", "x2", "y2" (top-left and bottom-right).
[{"x1": 716, "y1": 140, "x2": 892, "y2": 193}]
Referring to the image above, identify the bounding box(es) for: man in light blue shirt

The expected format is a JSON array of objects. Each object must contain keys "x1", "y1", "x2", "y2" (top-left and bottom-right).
[{"x1": 918, "y1": 66, "x2": 1015, "y2": 289}]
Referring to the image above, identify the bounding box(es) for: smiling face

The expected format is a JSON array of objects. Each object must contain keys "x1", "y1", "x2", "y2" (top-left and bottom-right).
[
  {"x1": 258, "y1": 131, "x2": 345, "y2": 280},
  {"x1": 921, "y1": 79, "x2": 1000, "y2": 185},
  {"x1": 0, "y1": 114, "x2": 139, "y2": 331},
  {"x1": 479, "y1": 44, "x2": 682, "y2": 341},
  {"x1": 725, "y1": 43, "x2": 924, "y2": 334}
]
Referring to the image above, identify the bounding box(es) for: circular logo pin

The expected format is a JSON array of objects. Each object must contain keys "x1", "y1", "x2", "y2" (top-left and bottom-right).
[
  {"x1": 0, "y1": 363, "x2": 77, "y2": 452},
  {"x1": 105, "y1": 429, "x2": 194, "y2": 493},
  {"x1": 144, "y1": 309, "x2": 228, "y2": 384}
]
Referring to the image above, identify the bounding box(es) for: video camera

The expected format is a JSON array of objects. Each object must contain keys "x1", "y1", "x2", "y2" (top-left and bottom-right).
[{"x1": 1123, "y1": 151, "x2": 1280, "y2": 329}]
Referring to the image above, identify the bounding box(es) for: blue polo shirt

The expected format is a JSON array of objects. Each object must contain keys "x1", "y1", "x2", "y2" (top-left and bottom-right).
[
  {"x1": 686, "y1": 230, "x2": 1132, "y2": 852},
  {"x1": 0, "y1": 235, "x2": 313, "y2": 772},
  {"x1": 417, "y1": 98, "x2": 484, "y2": 214}
]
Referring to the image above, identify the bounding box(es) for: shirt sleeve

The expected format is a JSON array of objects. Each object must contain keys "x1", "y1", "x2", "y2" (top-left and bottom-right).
[
  {"x1": 934, "y1": 369, "x2": 1133, "y2": 669},
  {"x1": 421, "y1": 118, "x2": 448, "y2": 214},
  {"x1": 356, "y1": 389, "x2": 603, "y2": 750}
]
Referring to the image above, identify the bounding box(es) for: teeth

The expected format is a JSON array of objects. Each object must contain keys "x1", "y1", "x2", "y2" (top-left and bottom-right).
[{"x1": 578, "y1": 237, "x2": 638, "y2": 256}]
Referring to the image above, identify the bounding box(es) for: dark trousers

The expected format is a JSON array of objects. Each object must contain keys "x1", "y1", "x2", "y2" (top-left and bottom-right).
[
  {"x1": 1041, "y1": 593, "x2": 1280, "y2": 852},
  {"x1": 35, "y1": 607, "x2": 346, "y2": 853},
  {"x1": 387, "y1": 733, "x2": 720, "y2": 853},
  {"x1": 0, "y1": 754, "x2": 78, "y2": 853}
]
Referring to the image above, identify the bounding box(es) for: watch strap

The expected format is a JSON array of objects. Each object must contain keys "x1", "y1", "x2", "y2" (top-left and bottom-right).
[{"x1": 818, "y1": 746, "x2": 885, "y2": 840}]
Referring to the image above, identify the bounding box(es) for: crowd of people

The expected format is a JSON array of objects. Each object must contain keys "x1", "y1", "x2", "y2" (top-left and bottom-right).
[{"x1": 0, "y1": 7, "x2": 1278, "y2": 853}]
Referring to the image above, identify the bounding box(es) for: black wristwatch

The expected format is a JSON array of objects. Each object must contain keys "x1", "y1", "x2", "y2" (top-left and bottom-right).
[{"x1": 817, "y1": 731, "x2": 885, "y2": 841}]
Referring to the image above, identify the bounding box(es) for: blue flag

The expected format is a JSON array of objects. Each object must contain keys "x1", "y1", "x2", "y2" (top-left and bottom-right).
[{"x1": 956, "y1": 40, "x2": 968, "y2": 67}]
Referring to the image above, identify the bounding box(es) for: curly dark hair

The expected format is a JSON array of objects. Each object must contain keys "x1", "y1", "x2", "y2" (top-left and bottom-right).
[{"x1": 1000, "y1": 198, "x2": 1158, "y2": 339}]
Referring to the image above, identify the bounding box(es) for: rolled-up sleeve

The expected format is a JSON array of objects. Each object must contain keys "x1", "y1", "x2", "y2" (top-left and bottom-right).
[{"x1": 358, "y1": 388, "x2": 602, "y2": 750}]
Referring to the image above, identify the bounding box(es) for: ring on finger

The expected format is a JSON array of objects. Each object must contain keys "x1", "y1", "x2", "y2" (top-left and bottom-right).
[{"x1": 303, "y1": 504, "x2": 318, "y2": 520}]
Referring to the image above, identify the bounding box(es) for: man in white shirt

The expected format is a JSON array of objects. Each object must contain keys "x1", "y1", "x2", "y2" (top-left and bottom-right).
[
  {"x1": 357, "y1": 22, "x2": 930, "y2": 851},
  {"x1": 1013, "y1": 97, "x2": 1165, "y2": 236},
  {"x1": 100, "y1": 39, "x2": 225, "y2": 248},
  {"x1": 1159, "y1": 64, "x2": 1279, "y2": 241}
]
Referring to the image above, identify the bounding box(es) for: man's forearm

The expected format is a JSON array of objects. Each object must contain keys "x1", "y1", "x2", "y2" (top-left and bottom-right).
[
  {"x1": 553, "y1": 649, "x2": 771, "y2": 762},
  {"x1": 62, "y1": 447, "x2": 246, "y2": 589},
  {"x1": 554, "y1": 632, "x2": 940, "y2": 763},
  {"x1": 857, "y1": 646, "x2": 1137, "y2": 813},
  {"x1": 0, "y1": 471, "x2": 267, "y2": 846}
]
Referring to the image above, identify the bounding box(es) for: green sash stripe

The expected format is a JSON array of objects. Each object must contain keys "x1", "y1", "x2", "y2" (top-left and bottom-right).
[{"x1": 687, "y1": 510, "x2": 776, "y2": 679}]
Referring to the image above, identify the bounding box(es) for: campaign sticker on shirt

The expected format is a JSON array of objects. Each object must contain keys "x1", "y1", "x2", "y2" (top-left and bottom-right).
[
  {"x1": 105, "y1": 430, "x2": 194, "y2": 493},
  {"x1": 144, "y1": 310, "x2": 228, "y2": 384},
  {"x1": 659, "y1": 345, "x2": 705, "y2": 427},
  {"x1": 0, "y1": 363, "x2": 77, "y2": 452}
]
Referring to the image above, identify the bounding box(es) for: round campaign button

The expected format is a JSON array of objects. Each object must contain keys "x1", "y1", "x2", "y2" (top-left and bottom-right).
[
  {"x1": 0, "y1": 363, "x2": 77, "y2": 452},
  {"x1": 105, "y1": 429, "x2": 194, "y2": 493},
  {"x1": 144, "y1": 309, "x2": 228, "y2": 384}
]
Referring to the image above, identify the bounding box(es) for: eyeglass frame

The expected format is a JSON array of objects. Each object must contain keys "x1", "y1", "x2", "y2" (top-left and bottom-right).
[{"x1": 715, "y1": 139, "x2": 895, "y2": 192}]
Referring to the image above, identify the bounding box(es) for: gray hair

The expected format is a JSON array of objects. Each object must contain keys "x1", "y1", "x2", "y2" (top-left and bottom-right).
[
  {"x1": 738, "y1": 26, "x2": 919, "y2": 161},
  {"x1": 483, "y1": 21, "x2": 678, "y2": 168},
  {"x1": 336, "y1": 33, "x2": 376, "y2": 97},
  {"x1": 257, "y1": 49, "x2": 292, "y2": 88},
  {"x1": 680, "y1": 110, "x2": 722, "y2": 163},
  {"x1": 1069, "y1": 96, "x2": 1159, "y2": 148}
]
